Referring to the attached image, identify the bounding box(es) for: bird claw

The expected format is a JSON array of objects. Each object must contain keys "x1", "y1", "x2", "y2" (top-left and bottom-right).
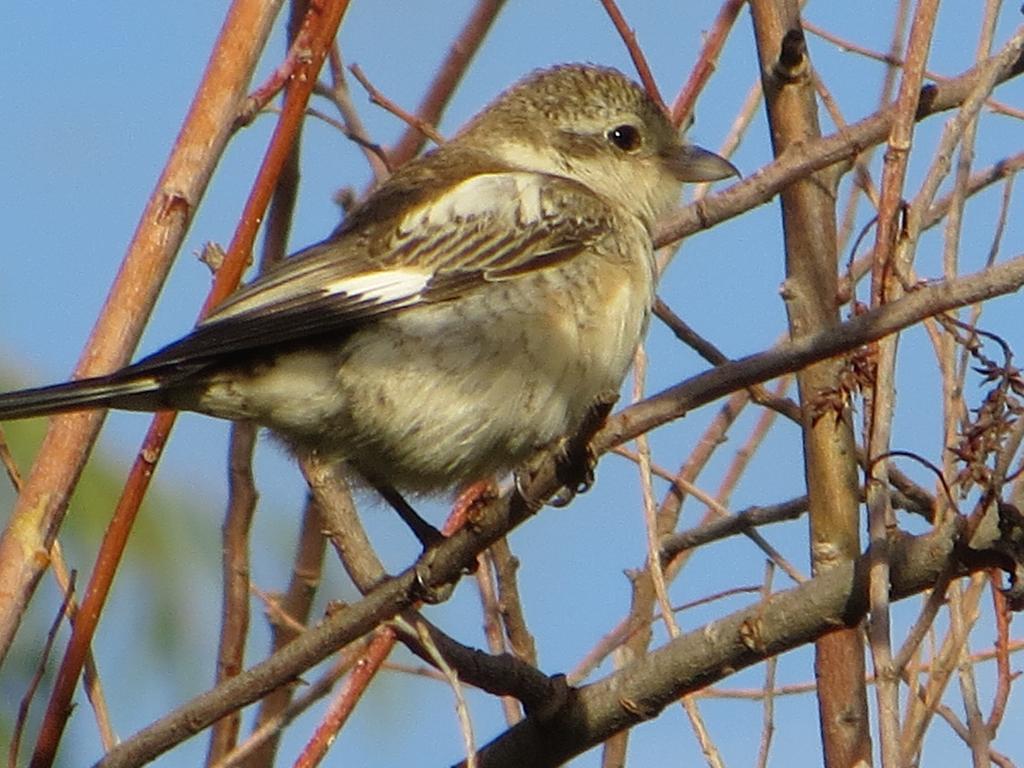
[
  {"x1": 550, "y1": 442, "x2": 597, "y2": 507},
  {"x1": 518, "y1": 394, "x2": 615, "y2": 508},
  {"x1": 412, "y1": 561, "x2": 456, "y2": 604}
]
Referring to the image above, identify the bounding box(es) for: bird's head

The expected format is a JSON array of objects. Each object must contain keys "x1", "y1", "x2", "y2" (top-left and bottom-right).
[{"x1": 460, "y1": 64, "x2": 738, "y2": 227}]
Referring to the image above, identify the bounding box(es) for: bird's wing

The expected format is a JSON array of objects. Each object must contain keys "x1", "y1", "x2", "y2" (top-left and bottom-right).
[{"x1": 130, "y1": 171, "x2": 620, "y2": 374}]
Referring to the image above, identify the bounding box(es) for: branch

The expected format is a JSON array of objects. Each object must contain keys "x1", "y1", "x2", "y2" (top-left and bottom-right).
[
  {"x1": 600, "y1": 253, "x2": 1024, "y2": 449},
  {"x1": 93, "y1": 250, "x2": 1024, "y2": 767},
  {"x1": 388, "y1": 0, "x2": 507, "y2": 166},
  {"x1": 468, "y1": 516, "x2": 1012, "y2": 767},
  {"x1": 349, "y1": 63, "x2": 446, "y2": 145},
  {"x1": 31, "y1": 3, "x2": 353, "y2": 764},
  {"x1": 599, "y1": 0, "x2": 667, "y2": 112},
  {"x1": 0, "y1": 0, "x2": 282, "y2": 667},
  {"x1": 671, "y1": 0, "x2": 746, "y2": 127},
  {"x1": 652, "y1": 41, "x2": 1024, "y2": 248}
]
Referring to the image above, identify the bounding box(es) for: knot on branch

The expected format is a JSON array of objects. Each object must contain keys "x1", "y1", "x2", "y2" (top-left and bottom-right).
[{"x1": 773, "y1": 27, "x2": 810, "y2": 84}]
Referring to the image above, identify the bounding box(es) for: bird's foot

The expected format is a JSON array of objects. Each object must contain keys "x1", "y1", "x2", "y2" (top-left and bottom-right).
[
  {"x1": 546, "y1": 394, "x2": 618, "y2": 507},
  {"x1": 552, "y1": 394, "x2": 616, "y2": 506},
  {"x1": 444, "y1": 479, "x2": 500, "y2": 536}
]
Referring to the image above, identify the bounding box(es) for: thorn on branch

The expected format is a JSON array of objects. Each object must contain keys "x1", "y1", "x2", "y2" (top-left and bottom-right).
[
  {"x1": 939, "y1": 319, "x2": 1023, "y2": 495},
  {"x1": 809, "y1": 317, "x2": 877, "y2": 426}
]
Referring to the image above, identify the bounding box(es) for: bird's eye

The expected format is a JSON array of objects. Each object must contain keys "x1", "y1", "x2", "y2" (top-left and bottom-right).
[{"x1": 607, "y1": 124, "x2": 642, "y2": 151}]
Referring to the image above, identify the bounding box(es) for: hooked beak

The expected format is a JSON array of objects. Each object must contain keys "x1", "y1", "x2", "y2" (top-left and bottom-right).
[{"x1": 664, "y1": 144, "x2": 740, "y2": 183}]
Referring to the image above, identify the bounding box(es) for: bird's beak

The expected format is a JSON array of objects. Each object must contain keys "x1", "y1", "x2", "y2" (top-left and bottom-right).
[{"x1": 665, "y1": 144, "x2": 740, "y2": 183}]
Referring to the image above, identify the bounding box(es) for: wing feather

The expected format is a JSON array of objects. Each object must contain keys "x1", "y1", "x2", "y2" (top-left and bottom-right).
[{"x1": 130, "y1": 170, "x2": 618, "y2": 375}]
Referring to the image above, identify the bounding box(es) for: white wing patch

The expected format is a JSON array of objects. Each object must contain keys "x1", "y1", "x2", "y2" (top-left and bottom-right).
[
  {"x1": 322, "y1": 268, "x2": 431, "y2": 304},
  {"x1": 397, "y1": 172, "x2": 548, "y2": 234},
  {"x1": 208, "y1": 266, "x2": 431, "y2": 324},
  {"x1": 205, "y1": 172, "x2": 556, "y2": 329}
]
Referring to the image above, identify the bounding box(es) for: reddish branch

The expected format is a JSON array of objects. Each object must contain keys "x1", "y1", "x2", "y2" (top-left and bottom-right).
[
  {"x1": 599, "y1": 0, "x2": 668, "y2": 113},
  {"x1": 292, "y1": 628, "x2": 396, "y2": 768},
  {"x1": 209, "y1": 8, "x2": 310, "y2": 754},
  {"x1": 236, "y1": 13, "x2": 321, "y2": 127},
  {"x1": 0, "y1": 0, "x2": 281, "y2": 670},
  {"x1": 671, "y1": 0, "x2": 747, "y2": 127},
  {"x1": 27, "y1": 2, "x2": 353, "y2": 766}
]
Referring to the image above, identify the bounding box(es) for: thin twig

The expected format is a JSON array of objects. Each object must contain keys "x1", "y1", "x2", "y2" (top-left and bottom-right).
[
  {"x1": 671, "y1": 0, "x2": 747, "y2": 127},
  {"x1": 803, "y1": 19, "x2": 1024, "y2": 120},
  {"x1": 407, "y1": 617, "x2": 478, "y2": 768},
  {"x1": 755, "y1": 562, "x2": 778, "y2": 768},
  {"x1": 388, "y1": 0, "x2": 507, "y2": 166},
  {"x1": 317, "y1": 49, "x2": 393, "y2": 180},
  {"x1": 10, "y1": 574, "x2": 76, "y2": 768},
  {"x1": 0, "y1": 427, "x2": 21, "y2": 492},
  {"x1": 348, "y1": 63, "x2": 445, "y2": 145},
  {"x1": 489, "y1": 537, "x2": 538, "y2": 667},
  {"x1": 986, "y1": 577, "x2": 1014, "y2": 732},
  {"x1": 474, "y1": 551, "x2": 521, "y2": 726},
  {"x1": 206, "y1": 424, "x2": 257, "y2": 765},
  {"x1": 292, "y1": 627, "x2": 395, "y2": 768},
  {"x1": 598, "y1": 0, "x2": 668, "y2": 112}
]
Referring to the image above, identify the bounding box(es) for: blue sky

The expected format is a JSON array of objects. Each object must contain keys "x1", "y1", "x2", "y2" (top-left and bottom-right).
[{"x1": 2, "y1": 3, "x2": 1023, "y2": 766}]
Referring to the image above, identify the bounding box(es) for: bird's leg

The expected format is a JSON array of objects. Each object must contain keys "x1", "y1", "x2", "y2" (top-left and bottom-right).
[
  {"x1": 372, "y1": 483, "x2": 464, "y2": 604},
  {"x1": 372, "y1": 482, "x2": 445, "y2": 550}
]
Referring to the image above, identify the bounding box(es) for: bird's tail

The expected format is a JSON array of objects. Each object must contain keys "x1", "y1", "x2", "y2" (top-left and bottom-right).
[{"x1": 0, "y1": 372, "x2": 163, "y2": 420}]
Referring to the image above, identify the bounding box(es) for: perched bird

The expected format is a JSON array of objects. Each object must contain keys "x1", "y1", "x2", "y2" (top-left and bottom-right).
[{"x1": 0, "y1": 64, "x2": 736, "y2": 536}]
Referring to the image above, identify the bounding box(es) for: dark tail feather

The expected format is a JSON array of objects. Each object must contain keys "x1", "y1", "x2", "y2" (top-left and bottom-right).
[{"x1": 0, "y1": 373, "x2": 163, "y2": 420}]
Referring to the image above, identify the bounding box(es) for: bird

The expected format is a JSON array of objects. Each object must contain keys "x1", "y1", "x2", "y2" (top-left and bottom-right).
[{"x1": 0, "y1": 64, "x2": 736, "y2": 541}]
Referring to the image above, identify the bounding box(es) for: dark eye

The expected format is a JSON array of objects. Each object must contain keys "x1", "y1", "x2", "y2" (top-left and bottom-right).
[{"x1": 607, "y1": 124, "x2": 642, "y2": 151}]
